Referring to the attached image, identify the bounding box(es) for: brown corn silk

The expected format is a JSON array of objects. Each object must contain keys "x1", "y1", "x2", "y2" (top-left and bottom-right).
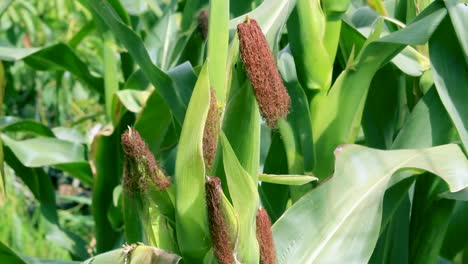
[
  {"x1": 121, "y1": 128, "x2": 170, "y2": 193},
  {"x1": 256, "y1": 208, "x2": 276, "y2": 264},
  {"x1": 198, "y1": 9, "x2": 209, "y2": 40},
  {"x1": 203, "y1": 89, "x2": 219, "y2": 172},
  {"x1": 206, "y1": 177, "x2": 234, "y2": 264},
  {"x1": 237, "y1": 18, "x2": 290, "y2": 127}
]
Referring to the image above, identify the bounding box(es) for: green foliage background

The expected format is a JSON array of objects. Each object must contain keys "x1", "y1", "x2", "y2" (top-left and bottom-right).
[{"x1": 0, "y1": 0, "x2": 468, "y2": 263}]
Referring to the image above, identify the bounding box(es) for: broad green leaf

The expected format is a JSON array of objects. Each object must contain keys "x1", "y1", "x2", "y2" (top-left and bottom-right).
[
  {"x1": 0, "y1": 240, "x2": 27, "y2": 264},
  {"x1": 219, "y1": 80, "x2": 261, "y2": 181},
  {"x1": 371, "y1": 87, "x2": 454, "y2": 262},
  {"x1": 287, "y1": 0, "x2": 332, "y2": 90},
  {"x1": 174, "y1": 63, "x2": 210, "y2": 261},
  {"x1": 208, "y1": 0, "x2": 229, "y2": 105},
  {"x1": 312, "y1": 3, "x2": 447, "y2": 178},
  {"x1": 83, "y1": 244, "x2": 181, "y2": 264},
  {"x1": 134, "y1": 90, "x2": 172, "y2": 155},
  {"x1": 277, "y1": 48, "x2": 315, "y2": 173},
  {"x1": 260, "y1": 132, "x2": 290, "y2": 223},
  {"x1": 441, "y1": 201, "x2": 468, "y2": 259},
  {"x1": 429, "y1": 15, "x2": 468, "y2": 152},
  {"x1": 1, "y1": 135, "x2": 92, "y2": 186},
  {"x1": 85, "y1": 0, "x2": 188, "y2": 124},
  {"x1": 0, "y1": 44, "x2": 104, "y2": 95},
  {"x1": 273, "y1": 144, "x2": 468, "y2": 264},
  {"x1": 409, "y1": 175, "x2": 454, "y2": 263},
  {"x1": 221, "y1": 133, "x2": 259, "y2": 263},
  {"x1": 362, "y1": 65, "x2": 400, "y2": 149},
  {"x1": 146, "y1": 12, "x2": 179, "y2": 70},
  {"x1": 103, "y1": 33, "x2": 120, "y2": 120},
  {"x1": 370, "y1": 188, "x2": 410, "y2": 264},
  {"x1": 445, "y1": 0, "x2": 468, "y2": 64},
  {"x1": 259, "y1": 174, "x2": 317, "y2": 185},
  {"x1": 0, "y1": 136, "x2": 4, "y2": 204},
  {"x1": 91, "y1": 118, "x2": 132, "y2": 253},
  {"x1": 0, "y1": 117, "x2": 54, "y2": 137}
]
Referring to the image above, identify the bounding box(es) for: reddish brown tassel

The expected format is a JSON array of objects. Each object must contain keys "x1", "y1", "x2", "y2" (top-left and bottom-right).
[
  {"x1": 256, "y1": 208, "x2": 276, "y2": 264},
  {"x1": 238, "y1": 18, "x2": 290, "y2": 128},
  {"x1": 203, "y1": 89, "x2": 219, "y2": 172},
  {"x1": 121, "y1": 128, "x2": 170, "y2": 192},
  {"x1": 206, "y1": 177, "x2": 234, "y2": 264}
]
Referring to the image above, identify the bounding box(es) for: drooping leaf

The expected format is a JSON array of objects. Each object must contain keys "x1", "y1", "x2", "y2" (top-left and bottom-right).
[
  {"x1": 0, "y1": 44, "x2": 104, "y2": 95},
  {"x1": 273, "y1": 144, "x2": 468, "y2": 264}
]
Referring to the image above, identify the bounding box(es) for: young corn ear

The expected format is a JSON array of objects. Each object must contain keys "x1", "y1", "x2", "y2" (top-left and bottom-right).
[
  {"x1": 121, "y1": 128, "x2": 170, "y2": 193},
  {"x1": 82, "y1": 243, "x2": 181, "y2": 264},
  {"x1": 206, "y1": 177, "x2": 234, "y2": 264},
  {"x1": 203, "y1": 89, "x2": 219, "y2": 172},
  {"x1": 256, "y1": 208, "x2": 275, "y2": 264},
  {"x1": 198, "y1": 9, "x2": 209, "y2": 40},
  {"x1": 237, "y1": 18, "x2": 290, "y2": 127}
]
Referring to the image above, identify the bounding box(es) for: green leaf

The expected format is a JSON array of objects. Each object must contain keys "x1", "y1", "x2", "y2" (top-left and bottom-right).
[
  {"x1": 440, "y1": 201, "x2": 468, "y2": 259},
  {"x1": 429, "y1": 15, "x2": 468, "y2": 152},
  {"x1": 287, "y1": 0, "x2": 332, "y2": 90},
  {"x1": 1, "y1": 135, "x2": 92, "y2": 186},
  {"x1": 134, "y1": 90, "x2": 172, "y2": 154},
  {"x1": 409, "y1": 175, "x2": 454, "y2": 263},
  {"x1": 103, "y1": 33, "x2": 120, "y2": 120},
  {"x1": 146, "y1": 12, "x2": 179, "y2": 70},
  {"x1": 0, "y1": 44, "x2": 104, "y2": 95},
  {"x1": 83, "y1": 244, "x2": 181, "y2": 264},
  {"x1": 1, "y1": 135, "x2": 85, "y2": 167},
  {"x1": 0, "y1": 117, "x2": 54, "y2": 137},
  {"x1": 85, "y1": 0, "x2": 189, "y2": 124},
  {"x1": 174, "y1": 63, "x2": 210, "y2": 261},
  {"x1": 220, "y1": 133, "x2": 259, "y2": 263},
  {"x1": 259, "y1": 174, "x2": 317, "y2": 185},
  {"x1": 207, "y1": 0, "x2": 229, "y2": 105},
  {"x1": 312, "y1": 3, "x2": 447, "y2": 178},
  {"x1": 0, "y1": 240, "x2": 27, "y2": 264},
  {"x1": 273, "y1": 144, "x2": 468, "y2": 263},
  {"x1": 91, "y1": 116, "x2": 133, "y2": 253},
  {"x1": 260, "y1": 132, "x2": 290, "y2": 223},
  {"x1": 277, "y1": 48, "x2": 315, "y2": 173},
  {"x1": 445, "y1": 0, "x2": 468, "y2": 64}
]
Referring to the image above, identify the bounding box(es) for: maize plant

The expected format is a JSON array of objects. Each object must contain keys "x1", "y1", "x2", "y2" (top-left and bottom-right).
[{"x1": 0, "y1": 0, "x2": 468, "y2": 263}]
